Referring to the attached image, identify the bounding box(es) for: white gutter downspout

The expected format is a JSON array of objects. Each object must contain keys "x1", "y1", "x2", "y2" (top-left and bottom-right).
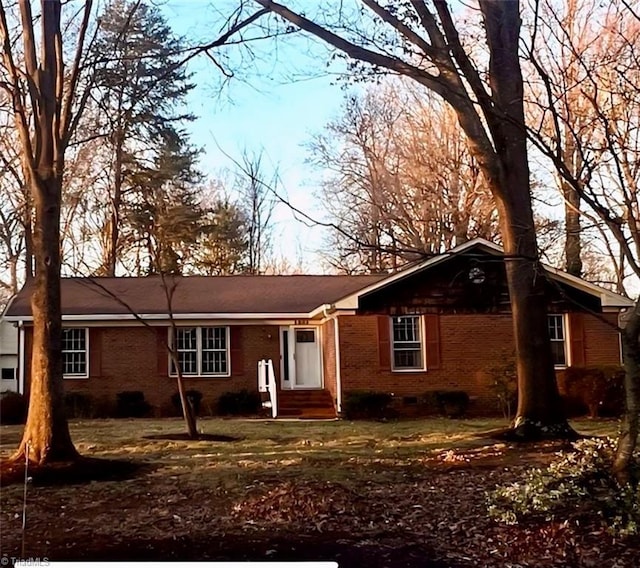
[
  {"x1": 18, "y1": 321, "x2": 25, "y2": 394},
  {"x1": 334, "y1": 316, "x2": 342, "y2": 414},
  {"x1": 321, "y1": 304, "x2": 343, "y2": 414}
]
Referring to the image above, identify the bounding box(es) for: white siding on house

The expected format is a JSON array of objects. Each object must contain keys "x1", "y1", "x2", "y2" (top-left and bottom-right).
[{"x1": 0, "y1": 318, "x2": 18, "y2": 392}]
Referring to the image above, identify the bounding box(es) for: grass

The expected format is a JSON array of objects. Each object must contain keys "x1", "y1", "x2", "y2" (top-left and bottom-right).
[
  {"x1": 0, "y1": 416, "x2": 621, "y2": 488},
  {"x1": 0, "y1": 416, "x2": 627, "y2": 565}
]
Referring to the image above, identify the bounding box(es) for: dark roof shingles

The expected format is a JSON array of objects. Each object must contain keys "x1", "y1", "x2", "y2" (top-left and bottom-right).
[{"x1": 6, "y1": 275, "x2": 384, "y2": 317}]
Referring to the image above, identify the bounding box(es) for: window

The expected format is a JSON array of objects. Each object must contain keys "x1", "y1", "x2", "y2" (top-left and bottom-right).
[
  {"x1": 172, "y1": 327, "x2": 229, "y2": 376},
  {"x1": 62, "y1": 328, "x2": 88, "y2": 377},
  {"x1": 1, "y1": 368, "x2": 16, "y2": 382},
  {"x1": 296, "y1": 330, "x2": 315, "y2": 343},
  {"x1": 392, "y1": 316, "x2": 424, "y2": 370},
  {"x1": 548, "y1": 314, "x2": 567, "y2": 367}
]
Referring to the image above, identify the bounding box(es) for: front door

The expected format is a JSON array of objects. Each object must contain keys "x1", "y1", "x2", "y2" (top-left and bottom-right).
[{"x1": 280, "y1": 326, "x2": 322, "y2": 389}]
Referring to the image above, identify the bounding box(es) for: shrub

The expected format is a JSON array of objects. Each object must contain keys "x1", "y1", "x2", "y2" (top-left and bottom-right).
[
  {"x1": 171, "y1": 390, "x2": 203, "y2": 415},
  {"x1": 343, "y1": 391, "x2": 393, "y2": 420},
  {"x1": 486, "y1": 356, "x2": 517, "y2": 419},
  {"x1": 0, "y1": 391, "x2": 27, "y2": 425},
  {"x1": 116, "y1": 391, "x2": 151, "y2": 418},
  {"x1": 562, "y1": 366, "x2": 625, "y2": 417},
  {"x1": 422, "y1": 390, "x2": 470, "y2": 418},
  {"x1": 487, "y1": 437, "x2": 640, "y2": 536},
  {"x1": 217, "y1": 390, "x2": 261, "y2": 416},
  {"x1": 64, "y1": 392, "x2": 94, "y2": 419}
]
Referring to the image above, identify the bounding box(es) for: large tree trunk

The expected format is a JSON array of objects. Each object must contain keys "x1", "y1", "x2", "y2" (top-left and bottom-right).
[
  {"x1": 498, "y1": 192, "x2": 569, "y2": 437},
  {"x1": 613, "y1": 305, "x2": 640, "y2": 484},
  {"x1": 482, "y1": 0, "x2": 571, "y2": 438},
  {"x1": 11, "y1": 0, "x2": 78, "y2": 464},
  {"x1": 14, "y1": 176, "x2": 78, "y2": 464}
]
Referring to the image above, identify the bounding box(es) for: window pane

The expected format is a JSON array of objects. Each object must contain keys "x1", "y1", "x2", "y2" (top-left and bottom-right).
[
  {"x1": 393, "y1": 317, "x2": 419, "y2": 343},
  {"x1": 394, "y1": 349, "x2": 422, "y2": 369},
  {"x1": 201, "y1": 327, "x2": 227, "y2": 375},
  {"x1": 176, "y1": 328, "x2": 197, "y2": 350},
  {"x1": 550, "y1": 340, "x2": 566, "y2": 367},
  {"x1": 62, "y1": 329, "x2": 87, "y2": 376},
  {"x1": 296, "y1": 330, "x2": 315, "y2": 343},
  {"x1": 392, "y1": 316, "x2": 423, "y2": 369},
  {"x1": 1, "y1": 368, "x2": 15, "y2": 381},
  {"x1": 548, "y1": 315, "x2": 566, "y2": 366},
  {"x1": 202, "y1": 350, "x2": 227, "y2": 374},
  {"x1": 178, "y1": 350, "x2": 197, "y2": 374}
]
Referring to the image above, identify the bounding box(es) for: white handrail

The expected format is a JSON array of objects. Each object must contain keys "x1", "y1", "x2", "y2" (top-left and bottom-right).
[{"x1": 258, "y1": 358, "x2": 278, "y2": 418}]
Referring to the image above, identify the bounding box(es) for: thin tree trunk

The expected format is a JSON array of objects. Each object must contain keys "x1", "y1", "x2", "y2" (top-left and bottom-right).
[
  {"x1": 613, "y1": 304, "x2": 640, "y2": 484},
  {"x1": 24, "y1": 196, "x2": 34, "y2": 281},
  {"x1": 173, "y1": 356, "x2": 198, "y2": 439},
  {"x1": 563, "y1": 182, "x2": 582, "y2": 277},
  {"x1": 103, "y1": 130, "x2": 123, "y2": 277}
]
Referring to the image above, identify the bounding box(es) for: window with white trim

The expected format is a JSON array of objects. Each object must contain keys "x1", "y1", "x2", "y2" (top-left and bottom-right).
[
  {"x1": 171, "y1": 327, "x2": 229, "y2": 376},
  {"x1": 548, "y1": 314, "x2": 567, "y2": 367},
  {"x1": 392, "y1": 315, "x2": 424, "y2": 370},
  {"x1": 62, "y1": 328, "x2": 88, "y2": 377}
]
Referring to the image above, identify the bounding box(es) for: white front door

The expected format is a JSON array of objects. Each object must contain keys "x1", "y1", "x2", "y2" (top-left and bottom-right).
[
  {"x1": 294, "y1": 328, "x2": 322, "y2": 388},
  {"x1": 280, "y1": 326, "x2": 322, "y2": 389}
]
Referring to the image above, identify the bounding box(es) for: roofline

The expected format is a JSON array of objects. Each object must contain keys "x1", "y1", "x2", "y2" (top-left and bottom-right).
[
  {"x1": 1, "y1": 294, "x2": 17, "y2": 319},
  {"x1": 541, "y1": 264, "x2": 633, "y2": 307},
  {"x1": 334, "y1": 238, "x2": 503, "y2": 309},
  {"x1": 3, "y1": 312, "x2": 315, "y2": 323},
  {"x1": 333, "y1": 237, "x2": 633, "y2": 310}
]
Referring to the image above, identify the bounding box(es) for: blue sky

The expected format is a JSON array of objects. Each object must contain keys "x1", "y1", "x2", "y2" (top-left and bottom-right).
[{"x1": 161, "y1": 0, "x2": 350, "y2": 271}]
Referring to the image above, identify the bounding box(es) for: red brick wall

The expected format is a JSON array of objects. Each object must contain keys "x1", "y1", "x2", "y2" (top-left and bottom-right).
[
  {"x1": 584, "y1": 313, "x2": 621, "y2": 367},
  {"x1": 321, "y1": 318, "x2": 337, "y2": 405},
  {"x1": 24, "y1": 324, "x2": 281, "y2": 415},
  {"x1": 338, "y1": 312, "x2": 622, "y2": 414}
]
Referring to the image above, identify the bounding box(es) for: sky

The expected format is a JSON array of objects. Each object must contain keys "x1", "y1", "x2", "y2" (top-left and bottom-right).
[{"x1": 159, "y1": 0, "x2": 350, "y2": 272}]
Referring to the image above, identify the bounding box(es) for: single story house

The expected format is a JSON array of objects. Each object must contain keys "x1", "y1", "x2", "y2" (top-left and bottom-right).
[{"x1": 2, "y1": 239, "x2": 631, "y2": 418}]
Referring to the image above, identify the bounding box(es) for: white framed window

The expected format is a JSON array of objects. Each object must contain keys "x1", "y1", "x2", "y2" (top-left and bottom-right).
[
  {"x1": 392, "y1": 315, "x2": 425, "y2": 371},
  {"x1": 171, "y1": 327, "x2": 230, "y2": 377},
  {"x1": 62, "y1": 328, "x2": 89, "y2": 378},
  {"x1": 548, "y1": 314, "x2": 568, "y2": 368}
]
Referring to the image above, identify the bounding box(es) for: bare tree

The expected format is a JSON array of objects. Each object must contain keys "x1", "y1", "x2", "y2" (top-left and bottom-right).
[
  {"x1": 235, "y1": 150, "x2": 275, "y2": 275},
  {"x1": 311, "y1": 81, "x2": 499, "y2": 272},
  {"x1": 250, "y1": 0, "x2": 569, "y2": 438},
  {"x1": 0, "y1": 0, "x2": 96, "y2": 463},
  {"x1": 526, "y1": 0, "x2": 640, "y2": 478}
]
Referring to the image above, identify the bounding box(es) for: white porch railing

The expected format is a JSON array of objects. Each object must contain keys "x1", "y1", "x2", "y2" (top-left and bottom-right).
[{"x1": 258, "y1": 359, "x2": 278, "y2": 418}]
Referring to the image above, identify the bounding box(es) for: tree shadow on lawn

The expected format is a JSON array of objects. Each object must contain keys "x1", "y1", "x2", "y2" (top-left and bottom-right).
[
  {"x1": 142, "y1": 433, "x2": 242, "y2": 442},
  {"x1": 39, "y1": 531, "x2": 444, "y2": 568},
  {"x1": 0, "y1": 456, "x2": 148, "y2": 488}
]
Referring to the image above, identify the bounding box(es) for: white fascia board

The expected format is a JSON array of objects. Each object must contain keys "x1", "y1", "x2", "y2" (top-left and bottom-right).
[
  {"x1": 4, "y1": 312, "x2": 314, "y2": 323},
  {"x1": 542, "y1": 265, "x2": 633, "y2": 308}
]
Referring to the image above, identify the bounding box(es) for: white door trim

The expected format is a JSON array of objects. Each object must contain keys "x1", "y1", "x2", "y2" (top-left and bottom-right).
[{"x1": 279, "y1": 325, "x2": 323, "y2": 390}]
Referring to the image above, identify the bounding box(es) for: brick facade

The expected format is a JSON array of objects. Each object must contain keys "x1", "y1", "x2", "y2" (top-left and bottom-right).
[
  {"x1": 20, "y1": 310, "x2": 622, "y2": 417},
  {"x1": 337, "y1": 312, "x2": 622, "y2": 415},
  {"x1": 321, "y1": 318, "x2": 338, "y2": 406},
  {"x1": 24, "y1": 324, "x2": 281, "y2": 415}
]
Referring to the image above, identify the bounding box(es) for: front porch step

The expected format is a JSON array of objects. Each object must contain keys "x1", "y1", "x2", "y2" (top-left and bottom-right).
[{"x1": 277, "y1": 389, "x2": 336, "y2": 418}]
